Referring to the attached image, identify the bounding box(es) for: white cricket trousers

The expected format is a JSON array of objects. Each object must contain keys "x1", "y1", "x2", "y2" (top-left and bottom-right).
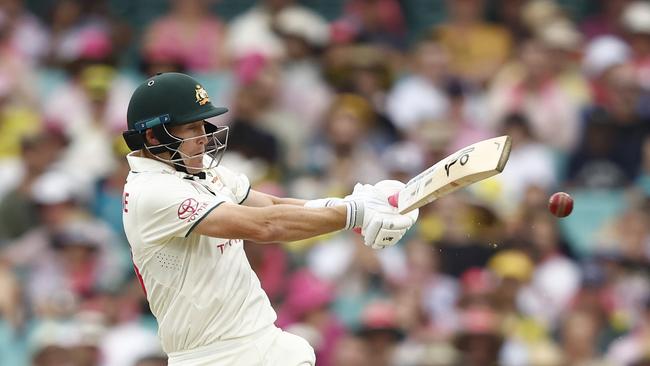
[{"x1": 167, "y1": 326, "x2": 316, "y2": 366}]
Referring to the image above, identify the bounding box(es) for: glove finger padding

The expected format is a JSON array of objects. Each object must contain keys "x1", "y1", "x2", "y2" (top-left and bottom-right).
[
  {"x1": 370, "y1": 228, "x2": 407, "y2": 249},
  {"x1": 374, "y1": 180, "x2": 405, "y2": 195},
  {"x1": 362, "y1": 213, "x2": 415, "y2": 249}
]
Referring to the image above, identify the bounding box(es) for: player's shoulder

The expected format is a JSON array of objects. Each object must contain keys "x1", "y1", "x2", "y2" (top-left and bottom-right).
[
  {"x1": 127, "y1": 170, "x2": 182, "y2": 186},
  {"x1": 125, "y1": 171, "x2": 193, "y2": 200}
]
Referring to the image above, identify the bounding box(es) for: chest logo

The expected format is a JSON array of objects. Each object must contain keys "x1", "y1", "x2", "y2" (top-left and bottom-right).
[{"x1": 177, "y1": 198, "x2": 199, "y2": 219}]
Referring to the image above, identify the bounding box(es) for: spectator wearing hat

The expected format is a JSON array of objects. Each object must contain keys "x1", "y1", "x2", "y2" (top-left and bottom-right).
[
  {"x1": 536, "y1": 18, "x2": 592, "y2": 113},
  {"x1": 225, "y1": 0, "x2": 328, "y2": 60},
  {"x1": 2, "y1": 170, "x2": 85, "y2": 263},
  {"x1": 100, "y1": 314, "x2": 163, "y2": 366},
  {"x1": 356, "y1": 300, "x2": 405, "y2": 366},
  {"x1": 29, "y1": 323, "x2": 76, "y2": 366},
  {"x1": 273, "y1": 4, "x2": 332, "y2": 138},
  {"x1": 582, "y1": 59, "x2": 650, "y2": 187},
  {"x1": 621, "y1": 0, "x2": 650, "y2": 91},
  {"x1": 488, "y1": 249, "x2": 534, "y2": 313},
  {"x1": 457, "y1": 267, "x2": 497, "y2": 310},
  {"x1": 29, "y1": 309, "x2": 108, "y2": 366},
  {"x1": 0, "y1": 131, "x2": 66, "y2": 243},
  {"x1": 453, "y1": 303, "x2": 504, "y2": 366},
  {"x1": 583, "y1": 35, "x2": 632, "y2": 110}
]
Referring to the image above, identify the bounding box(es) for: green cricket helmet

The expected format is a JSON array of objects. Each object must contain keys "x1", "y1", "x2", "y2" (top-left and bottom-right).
[{"x1": 123, "y1": 72, "x2": 229, "y2": 172}]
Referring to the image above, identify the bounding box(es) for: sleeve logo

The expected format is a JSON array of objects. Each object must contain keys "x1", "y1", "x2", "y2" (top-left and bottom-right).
[{"x1": 177, "y1": 198, "x2": 199, "y2": 219}]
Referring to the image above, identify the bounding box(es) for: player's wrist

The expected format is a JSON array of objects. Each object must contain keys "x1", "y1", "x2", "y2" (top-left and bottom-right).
[
  {"x1": 342, "y1": 200, "x2": 364, "y2": 230},
  {"x1": 304, "y1": 197, "x2": 362, "y2": 230}
]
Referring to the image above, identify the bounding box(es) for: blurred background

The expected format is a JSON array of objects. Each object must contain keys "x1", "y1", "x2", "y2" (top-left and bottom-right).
[{"x1": 1, "y1": 0, "x2": 650, "y2": 365}]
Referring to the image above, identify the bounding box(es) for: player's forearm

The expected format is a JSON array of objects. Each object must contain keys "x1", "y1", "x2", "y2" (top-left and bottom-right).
[
  {"x1": 266, "y1": 196, "x2": 307, "y2": 206},
  {"x1": 253, "y1": 205, "x2": 347, "y2": 242},
  {"x1": 194, "y1": 203, "x2": 347, "y2": 242}
]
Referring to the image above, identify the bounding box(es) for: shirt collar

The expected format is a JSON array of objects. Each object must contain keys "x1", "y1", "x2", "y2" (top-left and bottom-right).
[
  {"x1": 126, "y1": 152, "x2": 177, "y2": 174},
  {"x1": 126, "y1": 152, "x2": 207, "y2": 180}
]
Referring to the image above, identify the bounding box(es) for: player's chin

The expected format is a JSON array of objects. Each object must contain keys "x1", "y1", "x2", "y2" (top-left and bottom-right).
[{"x1": 185, "y1": 156, "x2": 204, "y2": 172}]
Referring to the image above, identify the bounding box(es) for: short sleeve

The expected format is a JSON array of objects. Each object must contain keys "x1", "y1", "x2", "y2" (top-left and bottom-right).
[
  {"x1": 208, "y1": 165, "x2": 251, "y2": 204},
  {"x1": 135, "y1": 176, "x2": 225, "y2": 241}
]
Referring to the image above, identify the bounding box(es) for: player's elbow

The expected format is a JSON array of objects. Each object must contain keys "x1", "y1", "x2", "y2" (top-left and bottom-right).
[{"x1": 248, "y1": 221, "x2": 280, "y2": 243}]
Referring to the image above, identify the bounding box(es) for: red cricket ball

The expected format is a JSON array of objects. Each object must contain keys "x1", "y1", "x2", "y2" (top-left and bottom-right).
[{"x1": 548, "y1": 192, "x2": 573, "y2": 218}]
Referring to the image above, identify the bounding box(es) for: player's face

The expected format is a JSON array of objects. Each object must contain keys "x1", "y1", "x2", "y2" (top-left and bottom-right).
[{"x1": 169, "y1": 120, "x2": 208, "y2": 172}]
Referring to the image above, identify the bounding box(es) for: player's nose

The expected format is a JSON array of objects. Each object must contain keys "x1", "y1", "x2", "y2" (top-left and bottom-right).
[{"x1": 197, "y1": 132, "x2": 209, "y2": 145}]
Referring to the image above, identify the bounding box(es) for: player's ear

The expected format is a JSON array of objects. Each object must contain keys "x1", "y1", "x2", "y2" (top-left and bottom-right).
[{"x1": 144, "y1": 129, "x2": 161, "y2": 145}]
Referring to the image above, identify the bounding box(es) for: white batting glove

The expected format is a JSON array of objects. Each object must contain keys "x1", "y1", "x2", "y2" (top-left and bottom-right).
[
  {"x1": 363, "y1": 212, "x2": 415, "y2": 249},
  {"x1": 345, "y1": 183, "x2": 416, "y2": 249},
  {"x1": 304, "y1": 197, "x2": 346, "y2": 209},
  {"x1": 374, "y1": 180, "x2": 419, "y2": 223},
  {"x1": 304, "y1": 197, "x2": 363, "y2": 230}
]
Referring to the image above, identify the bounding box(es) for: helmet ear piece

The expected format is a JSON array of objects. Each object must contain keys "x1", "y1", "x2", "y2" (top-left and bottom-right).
[
  {"x1": 122, "y1": 126, "x2": 182, "y2": 155},
  {"x1": 122, "y1": 130, "x2": 145, "y2": 151},
  {"x1": 149, "y1": 125, "x2": 182, "y2": 155},
  {"x1": 152, "y1": 124, "x2": 177, "y2": 145}
]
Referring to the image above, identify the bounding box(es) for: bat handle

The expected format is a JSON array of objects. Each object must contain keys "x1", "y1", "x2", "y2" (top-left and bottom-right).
[{"x1": 353, "y1": 192, "x2": 400, "y2": 234}]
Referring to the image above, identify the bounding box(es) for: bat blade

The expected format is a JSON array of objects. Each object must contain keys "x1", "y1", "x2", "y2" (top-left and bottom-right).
[{"x1": 393, "y1": 135, "x2": 512, "y2": 214}]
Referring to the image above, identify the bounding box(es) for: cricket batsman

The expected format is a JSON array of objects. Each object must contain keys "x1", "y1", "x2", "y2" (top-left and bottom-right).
[{"x1": 121, "y1": 72, "x2": 418, "y2": 365}]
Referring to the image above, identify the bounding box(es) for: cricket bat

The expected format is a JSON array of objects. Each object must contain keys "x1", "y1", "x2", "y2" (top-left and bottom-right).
[{"x1": 387, "y1": 135, "x2": 512, "y2": 213}]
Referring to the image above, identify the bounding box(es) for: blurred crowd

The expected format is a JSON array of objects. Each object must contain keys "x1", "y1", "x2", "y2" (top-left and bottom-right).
[{"x1": 1, "y1": 0, "x2": 650, "y2": 365}]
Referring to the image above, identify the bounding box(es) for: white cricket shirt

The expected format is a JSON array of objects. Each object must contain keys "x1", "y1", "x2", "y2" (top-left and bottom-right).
[{"x1": 122, "y1": 153, "x2": 277, "y2": 353}]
